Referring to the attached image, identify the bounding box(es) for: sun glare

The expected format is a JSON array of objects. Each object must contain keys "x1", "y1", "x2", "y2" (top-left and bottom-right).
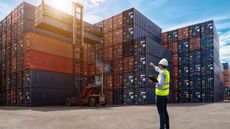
[{"x1": 47, "y1": 0, "x2": 73, "y2": 14}]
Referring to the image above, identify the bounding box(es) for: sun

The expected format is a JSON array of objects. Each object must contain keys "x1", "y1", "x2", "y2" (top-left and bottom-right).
[{"x1": 46, "y1": 0, "x2": 73, "y2": 14}]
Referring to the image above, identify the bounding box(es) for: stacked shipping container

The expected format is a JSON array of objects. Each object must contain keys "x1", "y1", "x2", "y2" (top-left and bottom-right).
[
  {"x1": 223, "y1": 63, "x2": 230, "y2": 100},
  {"x1": 162, "y1": 21, "x2": 224, "y2": 103},
  {"x1": 95, "y1": 8, "x2": 172, "y2": 105},
  {"x1": 0, "y1": 2, "x2": 98, "y2": 106}
]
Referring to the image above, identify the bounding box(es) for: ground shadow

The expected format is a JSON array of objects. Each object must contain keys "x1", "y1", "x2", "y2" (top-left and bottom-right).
[{"x1": 0, "y1": 101, "x2": 229, "y2": 112}]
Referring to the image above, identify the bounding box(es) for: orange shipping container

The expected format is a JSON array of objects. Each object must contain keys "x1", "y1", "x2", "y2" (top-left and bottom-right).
[
  {"x1": 104, "y1": 74, "x2": 113, "y2": 90},
  {"x1": 113, "y1": 13, "x2": 123, "y2": 29},
  {"x1": 103, "y1": 31, "x2": 113, "y2": 46},
  {"x1": 105, "y1": 90, "x2": 113, "y2": 105},
  {"x1": 162, "y1": 32, "x2": 168, "y2": 43},
  {"x1": 178, "y1": 27, "x2": 189, "y2": 40},
  {"x1": 103, "y1": 18, "x2": 113, "y2": 33},
  {"x1": 24, "y1": 32, "x2": 73, "y2": 59},
  {"x1": 103, "y1": 46, "x2": 113, "y2": 61},
  {"x1": 11, "y1": 57, "x2": 17, "y2": 73},
  {"x1": 189, "y1": 37, "x2": 201, "y2": 50},
  {"x1": 113, "y1": 28, "x2": 123, "y2": 44}
]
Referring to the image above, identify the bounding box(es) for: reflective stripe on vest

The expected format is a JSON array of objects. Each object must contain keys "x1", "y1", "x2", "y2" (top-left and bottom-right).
[{"x1": 155, "y1": 69, "x2": 170, "y2": 96}]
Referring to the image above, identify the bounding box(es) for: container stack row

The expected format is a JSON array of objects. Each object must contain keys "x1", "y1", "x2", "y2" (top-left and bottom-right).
[
  {"x1": 223, "y1": 63, "x2": 230, "y2": 100},
  {"x1": 0, "y1": 2, "x2": 91, "y2": 106},
  {"x1": 162, "y1": 21, "x2": 224, "y2": 103},
  {"x1": 94, "y1": 8, "x2": 172, "y2": 105}
]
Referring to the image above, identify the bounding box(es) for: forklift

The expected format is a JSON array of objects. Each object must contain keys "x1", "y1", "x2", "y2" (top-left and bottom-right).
[{"x1": 65, "y1": 2, "x2": 106, "y2": 106}]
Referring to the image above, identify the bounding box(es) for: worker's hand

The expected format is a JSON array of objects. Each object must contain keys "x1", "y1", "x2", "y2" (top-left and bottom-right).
[{"x1": 149, "y1": 62, "x2": 155, "y2": 68}]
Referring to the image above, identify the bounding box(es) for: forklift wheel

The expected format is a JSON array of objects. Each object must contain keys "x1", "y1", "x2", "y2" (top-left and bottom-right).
[
  {"x1": 89, "y1": 97, "x2": 97, "y2": 106},
  {"x1": 66, "y1": 98, "x2": 73, "y2": 106}
]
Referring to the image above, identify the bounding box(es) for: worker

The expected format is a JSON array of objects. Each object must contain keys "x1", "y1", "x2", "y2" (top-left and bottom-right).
[{"x1": 149, "y1": 58, "x2": 170, "y2": 129}]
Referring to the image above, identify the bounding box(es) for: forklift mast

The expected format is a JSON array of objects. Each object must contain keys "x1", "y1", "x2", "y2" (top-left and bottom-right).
[{"x1": 72, "y1": 2, "x2": 84, "y2": 97}]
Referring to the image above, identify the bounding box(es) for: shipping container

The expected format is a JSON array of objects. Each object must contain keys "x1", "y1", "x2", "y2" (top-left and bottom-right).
[
  {"x1": 189, "y1": 37, "x2": 201, "y2": 50},
  {"x1": 113, "y1": 13, "x2": 123, "y2": 29},
  {"x1": 189, "y1": 24, "x2": 200, "y2": 37},
  {"x1": 23, "y1": 50, "x2": 73, "y2": 74},
  {"x1": 103, "y1": 31, "x2": 113, "y2": 46},
  {"x1": 113, "y1": 42, "x2": 123, "y2": 59},
  {"x1": 123, "y1": 8, "x2": 161, "y2": 42},
  {"x1": 113, "y1": 88, "x2": 123, "y2": 104},
  {"x1": 103, "y1": 18, "x2": 113, "y2": 33},
  {"x1": 113, "y1": 28, "x2": 123, "y2": 44},
  {"x1": 113, "y1": 73, "x2": 123, "y2": 88},
  {"x1": 103, "y1": 74, "x2": 113, "y2": 90},
  {"x1": 103, "y1": 46, "x2": 113, "y2": 61},
  {"x1": 201, "y1": 20, "x2": 216, "y2": 36},
  {"x1": 124, "y1": 56, "x2": 134, "y2": 72},
  {"x1": 112, "y1": 58, "x2": 123, "y2": 73},
  {"x1": 161, "y1": 32, "x2": 168, "y2": 43},
  {"x1": 124, "y1": 40, "x2": 134, "y2": 57},
  {"x1": 24, "y1": 32, "x2": 73, "y2": 58},
  {"x1": 178, "y1": 27, "x2": 189, "y2": 40},
  {"x1": 168, "y1": 30, "x2": 178, "y2": 42},
  {"x1": 178, "y1": 39, "x2": 189, "y2": 52},
  {"x1": 105, "y1": 89, "x2": 113, "y2": 105},
  {"x1": 123, "y1": 88, "x2": 135, "y2": 104}
]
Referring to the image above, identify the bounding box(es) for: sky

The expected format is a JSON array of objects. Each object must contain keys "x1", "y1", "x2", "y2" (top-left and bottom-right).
[{"x1": 0, "y1": 0, "x2": 230, "y2": 65}]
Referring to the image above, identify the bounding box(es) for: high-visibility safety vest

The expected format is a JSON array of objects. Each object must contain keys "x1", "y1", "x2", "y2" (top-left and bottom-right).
[{"x1": 156, "y1": 69, "x2": 170, "y2": 96}]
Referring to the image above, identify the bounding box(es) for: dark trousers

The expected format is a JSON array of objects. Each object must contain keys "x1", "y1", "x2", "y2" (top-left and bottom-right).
[{"x1": 156, "y1": 96, "x2": 169, "y2": 129}]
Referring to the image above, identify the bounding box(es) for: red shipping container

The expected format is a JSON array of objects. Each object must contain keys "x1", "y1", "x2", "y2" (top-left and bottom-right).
[
  {"x1": 124, "y1": 56, "x2": 134, "y2": 72},
  {"x1": 103, "y1": 18, "x2": 113, "y2": 33},
  {"x1": 104, "y1": 74, "x2": 113, "y2": 89},
  {"x1": 173, "y1": 77, "x2": 179, "y2": 90},
  {"x1": 168, "y1": 45, "x2": 173, "y2": 53},
  {"x1": 105, "y1": 89, "x2": 113, "y2": 105},
  {"x1": 113, "y1": 13, "x2": 123, "y2": 29},
  {"x1": 23, "y1": 50, "x2": 73, "y2": 74},
  {"x1": 190, "y1": 37, "x2": 201, "y2": 50},
  {"x1": 89, "y1": 64, "x2": 96, "y2": 76},
  {"x1": 178, "y1": 27, "x2": 189, "y2": 40},
  {"x1": 194, "y1": 37, "x2": 201, "y2": 50},
  {"x1": 11, "y1": 57, "x2": 17, "y2": 73},
  {"x1": 73, "y1": 63, "x2": 86, "y2": 75},
  {"x1": 169, "y1": 42, "x2": 178, "y2": 53},
  {"x1": 87, "y1": 50, "x2": 96, "y2": 64},
  {"x1": 113, "y1": 28, "x2": 123, "y2": 44},
  {"x1": 12, "y1": 9, "x2": 18, "y2": 24},
  {"x1": 162, "y1": 32, "x2": 168, "y2": 43},
  {"x1": 103, "y1": 31, "x2": 113, "y2": 47},
  {"x1": 113, "y1": 73, "x2": 123, "y2": 88},
  {"x1": 113, "y1": 42, "x2": 123, "y2": 59},
  {"x1": 103, "y1": 46, "x2": 113, "y2": 61},
  {"x1": 162, "y1": 43, "x2": 169, "y2": 49},
  {"x1": 172, "y1": 53, "x2": 178, "y2": 66},
  {"x1": 113, "y1": 58, "x2": 123, "y2": 73},
  {"x1": 11, "y1": 89, "x2": 17, "y2": 105},
  {"x1": 173, "y1": 66, "x2": 179, "y2": 77}
]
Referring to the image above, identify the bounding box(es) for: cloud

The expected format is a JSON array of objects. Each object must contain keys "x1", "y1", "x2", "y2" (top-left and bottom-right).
[
  {"x1": 219, "y1": 30, "x2": 230, "y2": 47},
  {"x1": 0, "y1": 1, "x2": 15, "y2": 20},
  {"x1": 162, "y1": 15, "x2": 230, "y2": 32},
  {"x1": 219, "y1": 30, "x2": 230, "y2": 63}
]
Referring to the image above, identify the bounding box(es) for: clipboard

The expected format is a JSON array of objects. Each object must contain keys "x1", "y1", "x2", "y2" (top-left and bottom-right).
[{"x1": 148, "y1": 75, "x2": 158, "y2": 82}]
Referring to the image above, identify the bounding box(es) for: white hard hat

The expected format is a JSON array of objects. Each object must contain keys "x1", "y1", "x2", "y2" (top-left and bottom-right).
[{"x1": 158, "y1": 58, "x2": 168, "y2": 66}]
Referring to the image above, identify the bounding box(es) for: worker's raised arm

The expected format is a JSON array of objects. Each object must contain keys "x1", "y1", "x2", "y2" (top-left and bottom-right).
[{"x1": 149, "y1": 62, "x2": 161, "y2": 73}]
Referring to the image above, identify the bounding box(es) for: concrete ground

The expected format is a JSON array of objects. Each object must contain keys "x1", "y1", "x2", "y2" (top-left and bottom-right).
[{"x1": 0, "y1": 101, "x2": 230, "y2": 129}]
